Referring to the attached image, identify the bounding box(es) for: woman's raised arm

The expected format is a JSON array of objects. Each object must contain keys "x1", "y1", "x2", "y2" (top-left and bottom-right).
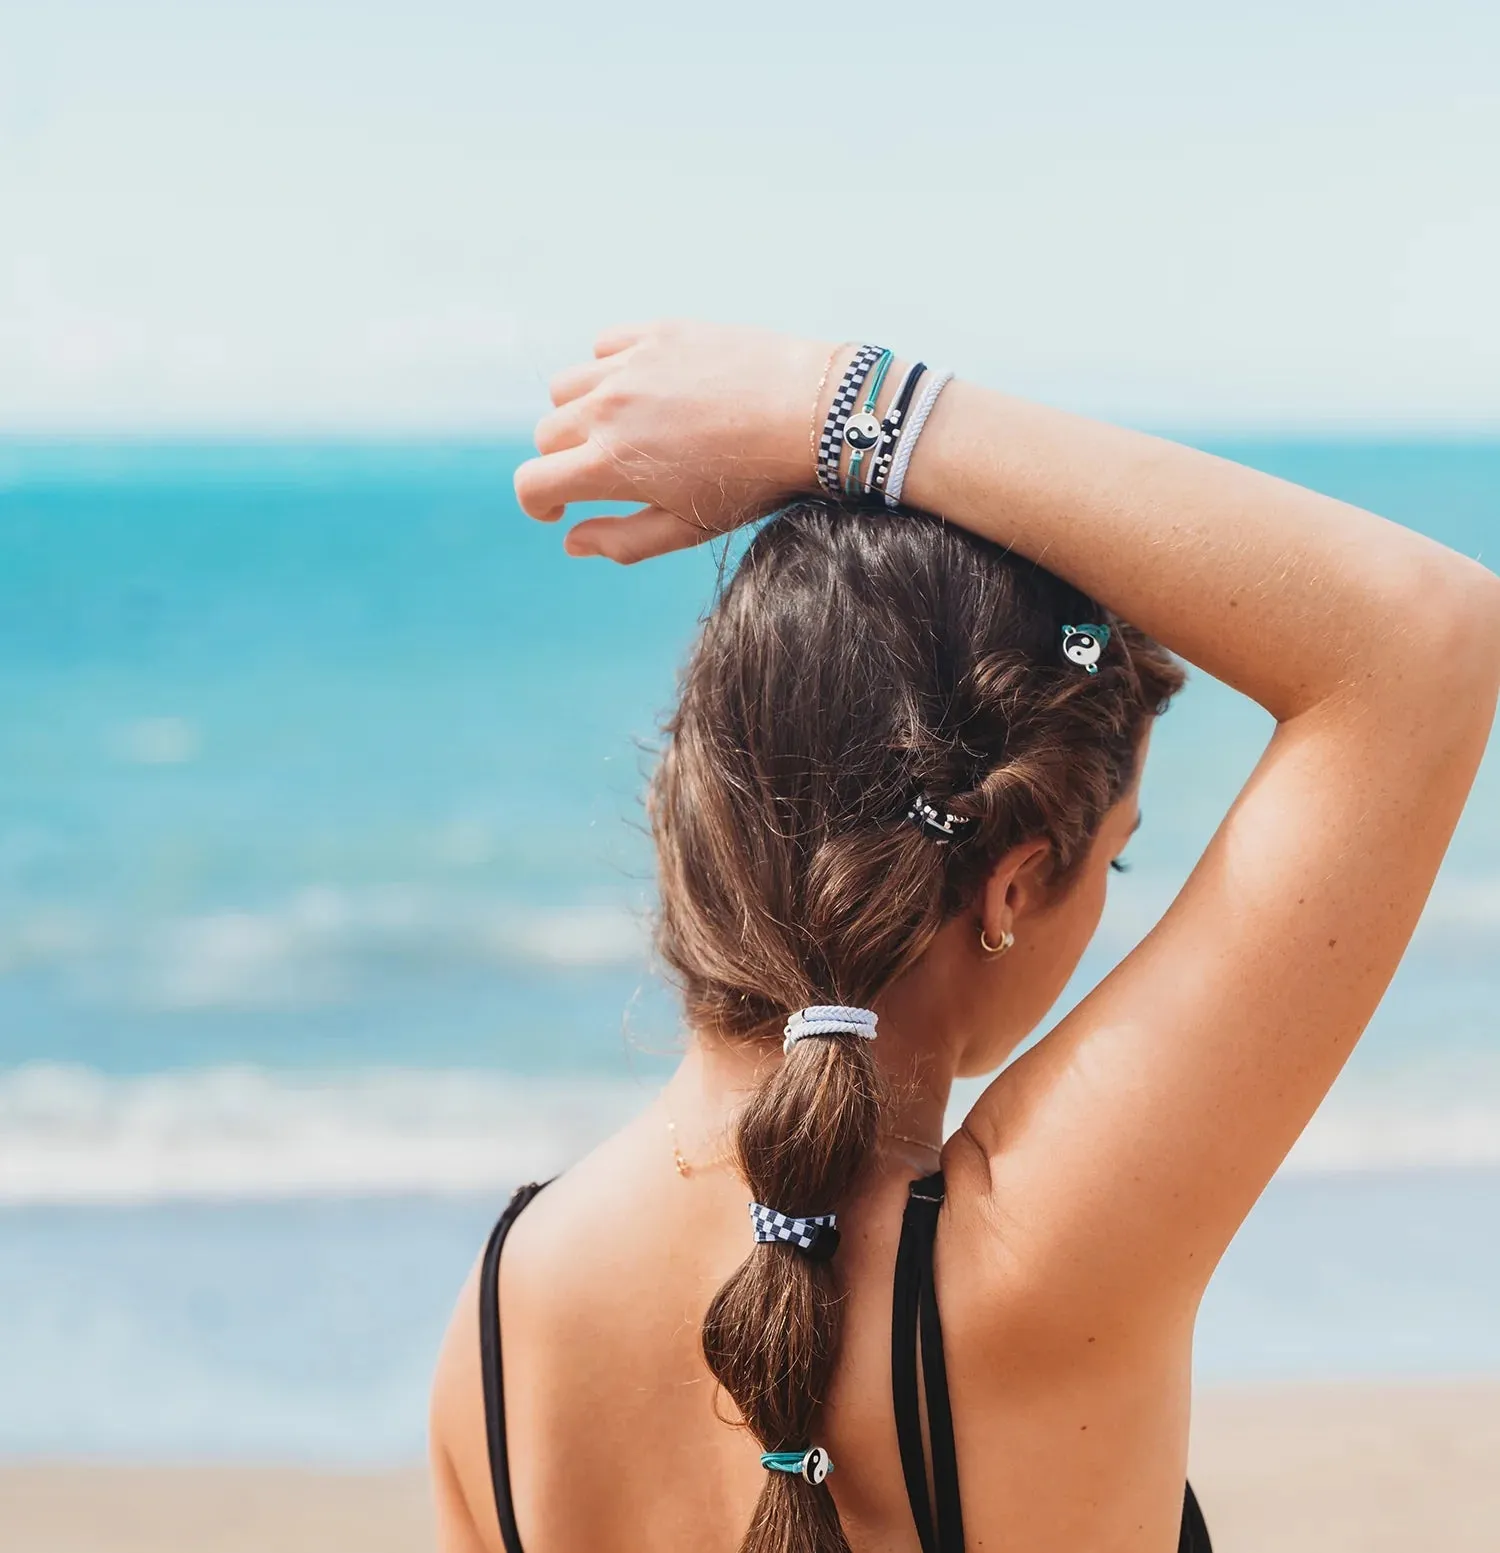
[
  {"x1": 516, "y1": 321, "x2": 1500, "y2": 1311},
  {"x1": 893, "y1": 373, "x2": 1500, "y2": 1312}
]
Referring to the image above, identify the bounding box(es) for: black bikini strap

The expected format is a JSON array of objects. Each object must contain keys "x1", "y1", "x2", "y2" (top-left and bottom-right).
[
  {"x1": 892, "y1": 1171, "x2": 964, "y2": 1553},
  {"x1": 918, "y1": 1215, "x2": 965, "y2": 1553},
  {"x1": 479, "y1": 1179, "x2": 551, "y2": 1553},
  {"x1": 1180, "y1": 1480, "x2": 1212, "y2": 1553},
  {"x1": 892, "y1": 1179, "x2": 937, "y2": 1553}
]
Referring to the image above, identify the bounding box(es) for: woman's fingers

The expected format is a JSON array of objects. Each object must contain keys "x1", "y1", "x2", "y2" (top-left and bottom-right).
[
  {"x1": 548, "y1": 358, "x2": 611, "y2": 408},
  {"x1": 532, "y1": 403, "x2": 587, "y2": 456},
  {"x1": 593, "y1": 322, "x2": 650, "y2": 359},
  {"x1": 514, "y1": 444, "x2": 621, "y2": 522},
  {"x1": 564, "y1": 507, "x2": 716, "y2": 565}
]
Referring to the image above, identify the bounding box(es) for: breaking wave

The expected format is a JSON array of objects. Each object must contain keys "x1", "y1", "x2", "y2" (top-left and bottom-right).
[
  {"x1": 0, "y1": 889, "x2": 651, "y2": 1009},
  {"x1": 4, "y1": 1056, "x2": 1499, "y2": 1206}
]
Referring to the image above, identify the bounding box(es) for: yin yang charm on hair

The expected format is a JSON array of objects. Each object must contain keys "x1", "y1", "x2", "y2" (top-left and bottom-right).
[
  {"x1": 1061, "y1": 623, "x2": 1111, "y2": 674},
  {"x1": 760, "y1": 1446, "x2": 835, "y2": 1484},
  {"x1": 842, "y1": 412, "x2": 882, "y2": 451}
]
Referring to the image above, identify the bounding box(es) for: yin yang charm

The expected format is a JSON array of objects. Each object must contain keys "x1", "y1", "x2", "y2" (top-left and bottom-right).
[
  {"x1": 843, "y1": 412, "x2": 881, "y2": 451},
  {"x1": 800, "y1": 1446, "x2": 834, "y2": 1484},
  {"x1": 1060, "y1": 623, "x2": 1111, "y2": 675}
]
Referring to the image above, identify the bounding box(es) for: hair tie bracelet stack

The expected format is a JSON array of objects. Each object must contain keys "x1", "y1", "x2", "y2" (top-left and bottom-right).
[{"x1": 815, "y1": 347, "x2": 953, "y2": 506}]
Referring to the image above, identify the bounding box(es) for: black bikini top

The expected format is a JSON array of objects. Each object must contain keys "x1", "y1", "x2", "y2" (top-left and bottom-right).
[{"x1": 478, "y1": 1173, "x2": 1212, "y2": 1553}]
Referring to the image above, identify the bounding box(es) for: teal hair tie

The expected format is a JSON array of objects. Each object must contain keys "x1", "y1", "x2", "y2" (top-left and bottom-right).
[
  {"x1": 760, "y1": 1445, "x2": 834, "y2": 1484},
  {"x1": 843, "y1": 348, "x2": 894, "y2": 496},
  {"x1": 1061, "y1": 623, "x2": 1111, "y2": 675}
]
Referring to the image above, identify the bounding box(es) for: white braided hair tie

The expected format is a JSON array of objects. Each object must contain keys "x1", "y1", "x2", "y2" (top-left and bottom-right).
[
  {"x1": 782, "y1": 1005, "x2": 878, "y2": 1055},
  {"x1": 884, "y1": 369, "x2": 953, "y2": 509}
]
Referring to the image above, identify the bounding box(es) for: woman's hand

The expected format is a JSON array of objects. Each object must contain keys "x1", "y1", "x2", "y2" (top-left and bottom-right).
[{"x1": 515, "y1": 321, "x2": 835, "y2": 563}]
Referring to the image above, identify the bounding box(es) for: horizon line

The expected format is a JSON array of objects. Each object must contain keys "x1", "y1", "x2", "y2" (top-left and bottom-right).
[{"x1": 4, "y1": 422, "x2": 1500, "y2": 446}]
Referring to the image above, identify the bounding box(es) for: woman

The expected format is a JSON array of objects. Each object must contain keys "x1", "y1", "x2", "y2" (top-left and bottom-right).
[{"x1": 430, "y1": 323, "x2": 1500, "y2": 1553}]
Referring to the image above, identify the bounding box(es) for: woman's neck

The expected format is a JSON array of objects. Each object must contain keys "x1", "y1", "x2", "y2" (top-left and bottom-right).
[{"x1": 662, "y1": 1019, "x2": 958, "y2": 1161}]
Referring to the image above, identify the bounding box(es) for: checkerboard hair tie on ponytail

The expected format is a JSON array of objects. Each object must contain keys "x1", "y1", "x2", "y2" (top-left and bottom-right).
[
  {"x1": 749, "y1": 1202, "x2": 842, "y2": 1261},
  {"x1": 781, "y1": 1004, "x2": 878, "y2": 1054}
]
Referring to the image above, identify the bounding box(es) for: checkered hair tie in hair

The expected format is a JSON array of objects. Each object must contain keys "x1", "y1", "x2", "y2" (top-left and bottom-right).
[
  {"x1": 749, "y1": 1202, "x2": 842, "y2": 1262},
  {"x1": 782, "y1": 1005, "x2": 878, "y2": 1055}
]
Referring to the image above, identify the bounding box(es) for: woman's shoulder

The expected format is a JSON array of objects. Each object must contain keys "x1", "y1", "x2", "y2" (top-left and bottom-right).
[
  {"x1": 934, "y1": 1117, "x2": 1198, "y2": 1366},
  {"x1": 426, "y1": 1144, "x2": 654, "y2": 1553}
]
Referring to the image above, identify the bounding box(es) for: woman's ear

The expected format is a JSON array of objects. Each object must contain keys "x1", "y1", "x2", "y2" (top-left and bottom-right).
[{"x1": 979, "y1": 838, "x2": 1053, "y2": 943}]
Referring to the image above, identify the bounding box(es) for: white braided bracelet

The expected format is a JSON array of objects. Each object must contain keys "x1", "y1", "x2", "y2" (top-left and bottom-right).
[{"x1": 884, "y1": 369, "x2": 953, "y2": 510}]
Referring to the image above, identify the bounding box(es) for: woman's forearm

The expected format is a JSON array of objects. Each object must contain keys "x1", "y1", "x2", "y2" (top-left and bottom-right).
[
  {"x1": 521, "y1": 321, "x2": 1500, "y2": 706},
  {"x1": 888, "y1": 376, "x2": 1497, "y2": 721}
]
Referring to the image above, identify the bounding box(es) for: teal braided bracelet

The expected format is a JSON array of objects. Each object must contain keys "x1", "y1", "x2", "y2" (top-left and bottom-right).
[
  {"x1": 760, "y1": 1445, "x2": 835, "y2": 1484},
  {"x1": 842, "y1": 348, "x2": 894, "y2": 496}
]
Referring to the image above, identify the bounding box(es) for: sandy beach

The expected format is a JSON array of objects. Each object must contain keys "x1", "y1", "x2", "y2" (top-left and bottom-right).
[{"x1": 1, "y1": 1380, "x2": 1495, "y2": 1552}]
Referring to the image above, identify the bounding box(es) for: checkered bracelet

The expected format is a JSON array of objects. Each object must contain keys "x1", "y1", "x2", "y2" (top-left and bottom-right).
[{"x1": 816, "y1": 344, "x2": 885, "y2": 497}]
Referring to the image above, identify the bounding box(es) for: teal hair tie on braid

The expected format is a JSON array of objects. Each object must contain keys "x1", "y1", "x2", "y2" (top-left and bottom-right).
[{"x1": 761, "y1": 1446, "x2": 835, "y2": 1484}]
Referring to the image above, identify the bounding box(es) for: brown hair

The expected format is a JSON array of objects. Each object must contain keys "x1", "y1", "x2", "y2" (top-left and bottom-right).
[{"x1": 651, "y1": 499, "x2": 1184, "y2": 1553}]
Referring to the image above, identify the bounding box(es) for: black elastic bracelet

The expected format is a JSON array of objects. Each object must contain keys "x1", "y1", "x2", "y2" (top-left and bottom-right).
[
  {"x1": 867, "y1": 361, "x2": 928, "y2": 502},
  {"x1": 816, "y1": 344, "x2": 884, "y2": 497}
]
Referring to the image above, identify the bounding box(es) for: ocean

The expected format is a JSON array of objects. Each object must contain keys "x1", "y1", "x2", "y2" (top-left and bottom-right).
[{"x1": 1, "y1": 437, "x2": 1497, "y2": 1461}]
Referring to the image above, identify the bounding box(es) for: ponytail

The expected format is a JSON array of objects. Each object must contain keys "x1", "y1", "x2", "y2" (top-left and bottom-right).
[
  {"x1": 651, "y1": 498, "x2": 1185, "y2": 1551},
  {"x1": 701, "y1": 1030, "x2": 883, "y2": 1553}
]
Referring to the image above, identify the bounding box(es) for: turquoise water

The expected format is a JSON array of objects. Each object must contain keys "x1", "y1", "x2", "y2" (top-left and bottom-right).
[{"x1": 0, "y1": 437, "x2": 1497, "y2": 1456}]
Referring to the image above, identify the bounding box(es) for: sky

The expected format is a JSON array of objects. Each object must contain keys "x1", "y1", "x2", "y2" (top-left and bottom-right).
[{"x1": 1, "y1": 0, "x2": 1497, "y2": 432}]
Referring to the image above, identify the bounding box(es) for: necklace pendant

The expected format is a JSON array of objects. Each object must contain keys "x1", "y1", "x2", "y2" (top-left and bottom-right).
[{"x1": 667, "y1": 1117, "x2": 694, "y2": 1177}]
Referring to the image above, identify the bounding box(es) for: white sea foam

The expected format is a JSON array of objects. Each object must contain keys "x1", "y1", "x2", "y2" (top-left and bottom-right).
[
  {"x1": 0, "y1": 1064, "x2": 650, "y2": 1204},
  {"x1": 0, "y1": 890, "x2": 651, "y2": 1008},
  {"x1": 2, "y1": 1056, "x2": 1499, "y2": 1206},
  {"x1": 1280, "y1": 1058, "x2": 1500, "y2": 1173},
  {"x1": 146, "y1": 891, "x2": 650, "y2": 1008}
]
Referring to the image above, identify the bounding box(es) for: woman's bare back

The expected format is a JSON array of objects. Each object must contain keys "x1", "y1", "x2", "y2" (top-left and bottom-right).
[{"x1": 435, "y1": 1073, "x2": 1208, "y2": 1553}]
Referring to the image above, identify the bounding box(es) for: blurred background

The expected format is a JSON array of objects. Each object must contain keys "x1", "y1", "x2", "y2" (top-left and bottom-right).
[{"x1": 1, "y1": 2, "x2": 1497, "y2": 1548}]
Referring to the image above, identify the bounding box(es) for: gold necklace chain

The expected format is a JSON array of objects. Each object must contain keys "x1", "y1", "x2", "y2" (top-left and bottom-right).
[
  {"x1": 666, "y1": 1115, "x2": 941, "y2": 1178},
  {"x1": 666, "y1": 1117, "x2": 732, "y2": 1178}
]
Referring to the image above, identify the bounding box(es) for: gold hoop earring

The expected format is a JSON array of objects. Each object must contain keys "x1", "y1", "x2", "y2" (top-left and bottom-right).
[{"x1": 979, "y1": 926, "x2": 1015, "y2": 957}]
